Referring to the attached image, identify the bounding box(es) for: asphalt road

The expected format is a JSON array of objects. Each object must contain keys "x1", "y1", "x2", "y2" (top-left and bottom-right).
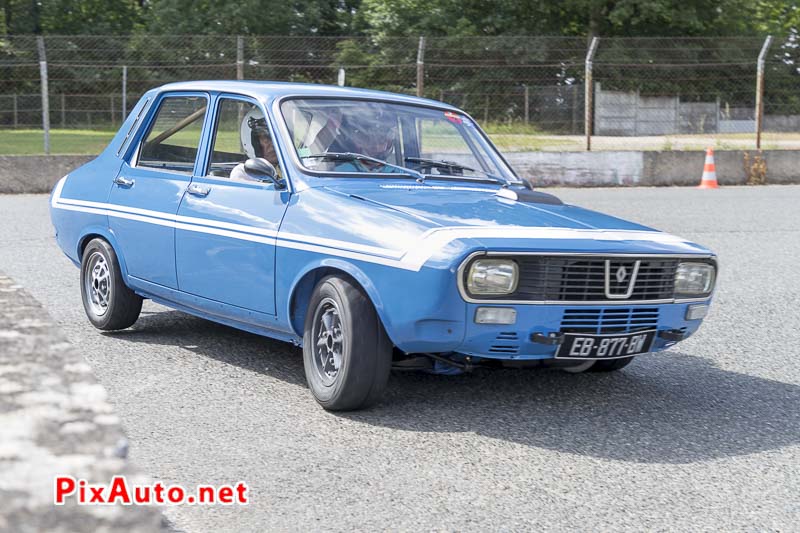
[{"x1": 1, "y1": 186, "x2": 799, "y2": 531}]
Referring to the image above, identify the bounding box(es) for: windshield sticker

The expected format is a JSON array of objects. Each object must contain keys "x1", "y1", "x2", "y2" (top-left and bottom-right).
[
  {"x1": 297, "y1": 147, "x2": 311, "y2": 158},
  {"x1": 444, "y1": 111, "x2": 462, "y2": 125}
]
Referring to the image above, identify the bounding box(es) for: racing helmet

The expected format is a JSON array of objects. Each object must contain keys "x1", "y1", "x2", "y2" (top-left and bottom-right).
[
  {"x1": 344, "y1": 111, "x2": 396, "y2": 161},
  {"x1": 240, "y1": 107, "x2": 271, "y2": 159}
]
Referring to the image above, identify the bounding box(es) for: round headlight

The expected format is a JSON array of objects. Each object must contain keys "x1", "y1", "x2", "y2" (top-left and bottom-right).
[
  {"x1": 466, "y1": 258, "x2": 519, "y2": 296},
  {"x1": 675, "y1": 262, "x2": 716, "y2": 297}
]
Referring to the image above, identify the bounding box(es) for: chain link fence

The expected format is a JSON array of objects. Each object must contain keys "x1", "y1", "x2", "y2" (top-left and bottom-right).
[{"x1": 1, "y1": 34, "x2": 797, "y2": 153}]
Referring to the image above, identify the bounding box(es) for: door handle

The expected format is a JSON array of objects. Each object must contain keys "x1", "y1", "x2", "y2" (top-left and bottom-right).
[
  {"x1": 186, "y1": 184, "x2": 211, "y2": 197},
  {"x1": 113, "y1": 176, "x2": 134, "y2": 187}
]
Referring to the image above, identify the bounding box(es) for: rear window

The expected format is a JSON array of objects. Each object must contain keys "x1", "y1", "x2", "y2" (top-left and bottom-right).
[{"x1": 137, "y1": 96, "x2": 207, "y2": 174}]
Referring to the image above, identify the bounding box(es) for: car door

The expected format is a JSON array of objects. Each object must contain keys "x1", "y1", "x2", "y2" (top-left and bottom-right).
[
  {"x1": 109, "y1": 92, "x2": 209, "y2": 289},
  {"x1": 175, "y1": 95, "x2": 290, "y2": 316}
]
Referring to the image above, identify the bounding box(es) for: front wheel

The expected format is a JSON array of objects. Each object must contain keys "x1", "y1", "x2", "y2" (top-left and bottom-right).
[
  {"x1": 302, "y1": 275, "x2": 392, "y2": 411},
  {"x1": 80, "y1": 238, "x2": 142, "y2": 331},
  {"x1": 562, "y1": 356, "x2": 635, "y2": 373},
  {"x1": 590, "y1": 356, "x2": 635, "y2": 372}
]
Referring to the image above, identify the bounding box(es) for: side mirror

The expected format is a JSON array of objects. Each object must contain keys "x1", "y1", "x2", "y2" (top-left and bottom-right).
[{"x1": 243, "y1": 158, "x2": 284, "y2": 188}]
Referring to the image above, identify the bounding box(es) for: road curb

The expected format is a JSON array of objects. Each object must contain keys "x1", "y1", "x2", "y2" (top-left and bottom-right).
[{"x1": 0, "y1": 273, "x2": 164, "y2": 532}]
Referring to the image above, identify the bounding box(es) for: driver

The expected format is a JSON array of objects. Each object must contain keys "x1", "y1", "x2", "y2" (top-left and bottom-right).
[
  {"x1": 231, "y1": 108, "x2": 281, "y2": 180},
  {"x1": 333, "y1": 112, "x2": 403, "y2": 173}
]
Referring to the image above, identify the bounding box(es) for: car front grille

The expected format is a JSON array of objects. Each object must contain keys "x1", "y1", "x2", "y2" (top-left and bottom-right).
[
  {"x1": 466, "y1": 255, "x2": 682, "y2": 303},
  {"x1": 560, "y1": 307, "x2": 660, "y2": 334},
  {"x1": 488, "y1": 332, "x2": 520, "y2": 355}
]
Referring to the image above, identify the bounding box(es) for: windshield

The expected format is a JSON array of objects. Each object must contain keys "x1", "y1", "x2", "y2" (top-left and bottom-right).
[{"x1": 279, "y1": 98, "x2": 519, "y2": 183}]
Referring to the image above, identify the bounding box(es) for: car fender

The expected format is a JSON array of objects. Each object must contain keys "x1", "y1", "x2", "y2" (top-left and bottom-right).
[
  {"x1": 285, "y1": 257, "x2": 390, "y2": 340},
  {"x1": 76, "y1": 225, "x2": 131, "y2": 280}
]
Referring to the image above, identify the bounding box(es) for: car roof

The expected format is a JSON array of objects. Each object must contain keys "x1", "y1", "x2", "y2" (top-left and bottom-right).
[{"x1": 154, "y1": 80, "x2": 460, "y2": 110}]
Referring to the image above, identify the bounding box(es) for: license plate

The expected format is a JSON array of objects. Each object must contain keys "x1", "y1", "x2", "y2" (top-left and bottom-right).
[{"x1": 555, "y1": 330, "x2": 656, "y2": 360}]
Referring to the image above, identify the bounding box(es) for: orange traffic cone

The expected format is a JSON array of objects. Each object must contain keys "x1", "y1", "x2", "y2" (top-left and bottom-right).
[{"x1": 698, "y1": 147, "x2": 719, "y2": 189}]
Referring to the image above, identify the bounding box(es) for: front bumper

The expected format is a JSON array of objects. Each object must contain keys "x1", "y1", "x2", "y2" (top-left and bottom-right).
[{"x1": 452, "y1": 300, "x2": 710, "y2": 361}]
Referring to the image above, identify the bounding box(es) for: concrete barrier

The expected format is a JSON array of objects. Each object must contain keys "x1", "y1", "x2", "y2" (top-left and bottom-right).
[
  {"x1": 507, "y1": 150, "x2": 800, "y2": 187},
  {"x1": 0, "y1": 273, "x2": 163, "y2": 532},
  {"x1": 0, "y1": 155, "x2": 93, "y2": 194},
  {"x1": 505, "y1": 151, "x2": 644, "y2": 186},
  {"x1": 0, "y1": 151, "x2": 798, "y2": 193}
]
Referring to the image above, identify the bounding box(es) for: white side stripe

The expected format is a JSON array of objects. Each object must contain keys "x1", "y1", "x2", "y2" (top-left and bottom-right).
[
  {"x1": 278, "y1": 230, "x2": 405, "y2": 259},
  {"x1": 54, "y1": 200, "x2": 275, "y2": 244},
  {"x1": 57, "y1": 196, "x2": 278, "y2": 238},
  {"x1": 277, "y1": 239, "x2": 404, "y2": 268},
  {"x1": 51, "y1": 176, "x2": 698, "y2": 272}
]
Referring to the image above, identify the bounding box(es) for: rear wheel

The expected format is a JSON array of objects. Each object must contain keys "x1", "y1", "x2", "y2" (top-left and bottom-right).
[
  {"x1": 80, "y1": 238, "x2": 142, "y2": 331},
  {"x1": 302, "y1": 275, "x2": 392, "y2": 411}
]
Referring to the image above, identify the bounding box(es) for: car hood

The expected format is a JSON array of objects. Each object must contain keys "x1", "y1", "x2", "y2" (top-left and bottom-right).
[
  {"x1": 326, "y1": 182, "x2": 651, "y2": 232},
  {"x1": 281, "y1": 183, "x2": 713, "y2": 273}
]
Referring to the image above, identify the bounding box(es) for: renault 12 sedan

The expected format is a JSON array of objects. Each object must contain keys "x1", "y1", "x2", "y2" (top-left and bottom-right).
[{"x1": 50, "y1": 81, "x2": 717, "y2": 410}]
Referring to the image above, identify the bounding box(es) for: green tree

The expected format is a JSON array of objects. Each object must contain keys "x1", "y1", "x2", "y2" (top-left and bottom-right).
[
  {"x1": 356, "y1": 0, "x2": 769, "y2": 38},
  {"x1": 40, "y1": 0, "x2": 143, "y2": 34},
  {"x1": 142, "y1": 0, "x2": 359, "y2": 35},
  {"x1": 2, "y1": 0, "x2": 142, "y2": 34}
]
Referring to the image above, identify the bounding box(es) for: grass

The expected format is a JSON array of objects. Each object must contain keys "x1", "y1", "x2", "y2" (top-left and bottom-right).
[
  {"x1": 0, "y1": 127, "x2": 574, "y2": 155},
  {"x1": 489, "y1": 134, "x2": 582, "y2": 152},
  {"x1": 2, "y1": 127, "x2": 799, "y2": 156},
  {"x1": 481, "y1": 121, "x2": 546, "y2": 135},
  {"x1": 0, "y1": 129, "x2": 115, "y2": 155}
]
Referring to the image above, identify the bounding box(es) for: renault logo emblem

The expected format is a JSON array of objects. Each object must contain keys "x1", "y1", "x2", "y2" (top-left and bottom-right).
[
  {"x1": 616, "y1": 266, "x2": 628, "y2": 283},
  {"x1": 604, "y1": 260, "x2": 641, "y2": 299}
]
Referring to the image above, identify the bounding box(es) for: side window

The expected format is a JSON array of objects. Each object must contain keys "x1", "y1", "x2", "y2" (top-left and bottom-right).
[
  {"x1": 138, "y1": 96, "x2": 207, "y2": 173},
  {"x1": 208, "y1": 99, "x2": 281, "y2": 179}
]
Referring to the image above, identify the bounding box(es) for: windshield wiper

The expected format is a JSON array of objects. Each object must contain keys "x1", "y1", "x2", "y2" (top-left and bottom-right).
[
  {"x1": 405, "y1": 157, "x2": 513, "y2": 186},
  {"x1": 405, "y1": 157, "x2": 476, "y2": 173},
  {"x1": 304, "y1": 152, "x2": 516, "y2": 188},
  {"x1": 305, "y1": 152, "x2": 424, "y2": 181}
]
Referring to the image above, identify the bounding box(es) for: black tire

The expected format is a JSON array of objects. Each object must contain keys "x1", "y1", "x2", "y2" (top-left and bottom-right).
[
  {"x1": 588, "y1": 356, "x2": 635, "y2": 372},
  {"x1": 80, "y1": 238, "x2": 142, "y2": 331},
  {"x1": 302, "y1": 275, "x2": 392, "y2": 411}
]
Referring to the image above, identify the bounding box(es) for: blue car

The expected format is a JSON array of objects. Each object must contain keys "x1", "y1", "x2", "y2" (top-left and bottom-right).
[{"x1": 50, "y1": 81, "x2": 717, "y2": 410}]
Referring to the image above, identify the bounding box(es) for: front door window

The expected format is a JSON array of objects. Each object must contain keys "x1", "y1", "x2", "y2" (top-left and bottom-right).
[{"x1": 207, "y1": 99, "x2": 281, "y2": 179}]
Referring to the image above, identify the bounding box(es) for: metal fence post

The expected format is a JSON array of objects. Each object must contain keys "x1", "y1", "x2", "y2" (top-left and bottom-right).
[
  {"x1": 36, "y1": 36, "x2": 50, "y2": 154},
  {"x1": 571, "y1": 86, "x2": 578, "y2": 134},
  {"x1": 122, "y1": 65, "x2": 128, "y2": 119},
  {"x1": 60, "y1": 93, "x2": 65, "y2": 128},
  {"x1": 524, "y1": 85, "x2": 530, "y2": 125},
  {"x1": 13, "y1": 94, "x2": 18, "y2": 128},
  {"x1": 416, "y1": 36, "x2": 426, "y2": 97},
  {"x1": 237, "y1": 36, "x2": 244, "y2": 80},
  {"x1": 337, "y1": 67, "x2": 345, "y2": 87},
  {"x1": 755, "y1": 35, "x2": 773, "y2": 150},
  {"x1": 584, "y1": 37, "x2": 599, "y2": 151},
  {"x1": 674, "y1": 93, "x2": 679, "y2": 134}
]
